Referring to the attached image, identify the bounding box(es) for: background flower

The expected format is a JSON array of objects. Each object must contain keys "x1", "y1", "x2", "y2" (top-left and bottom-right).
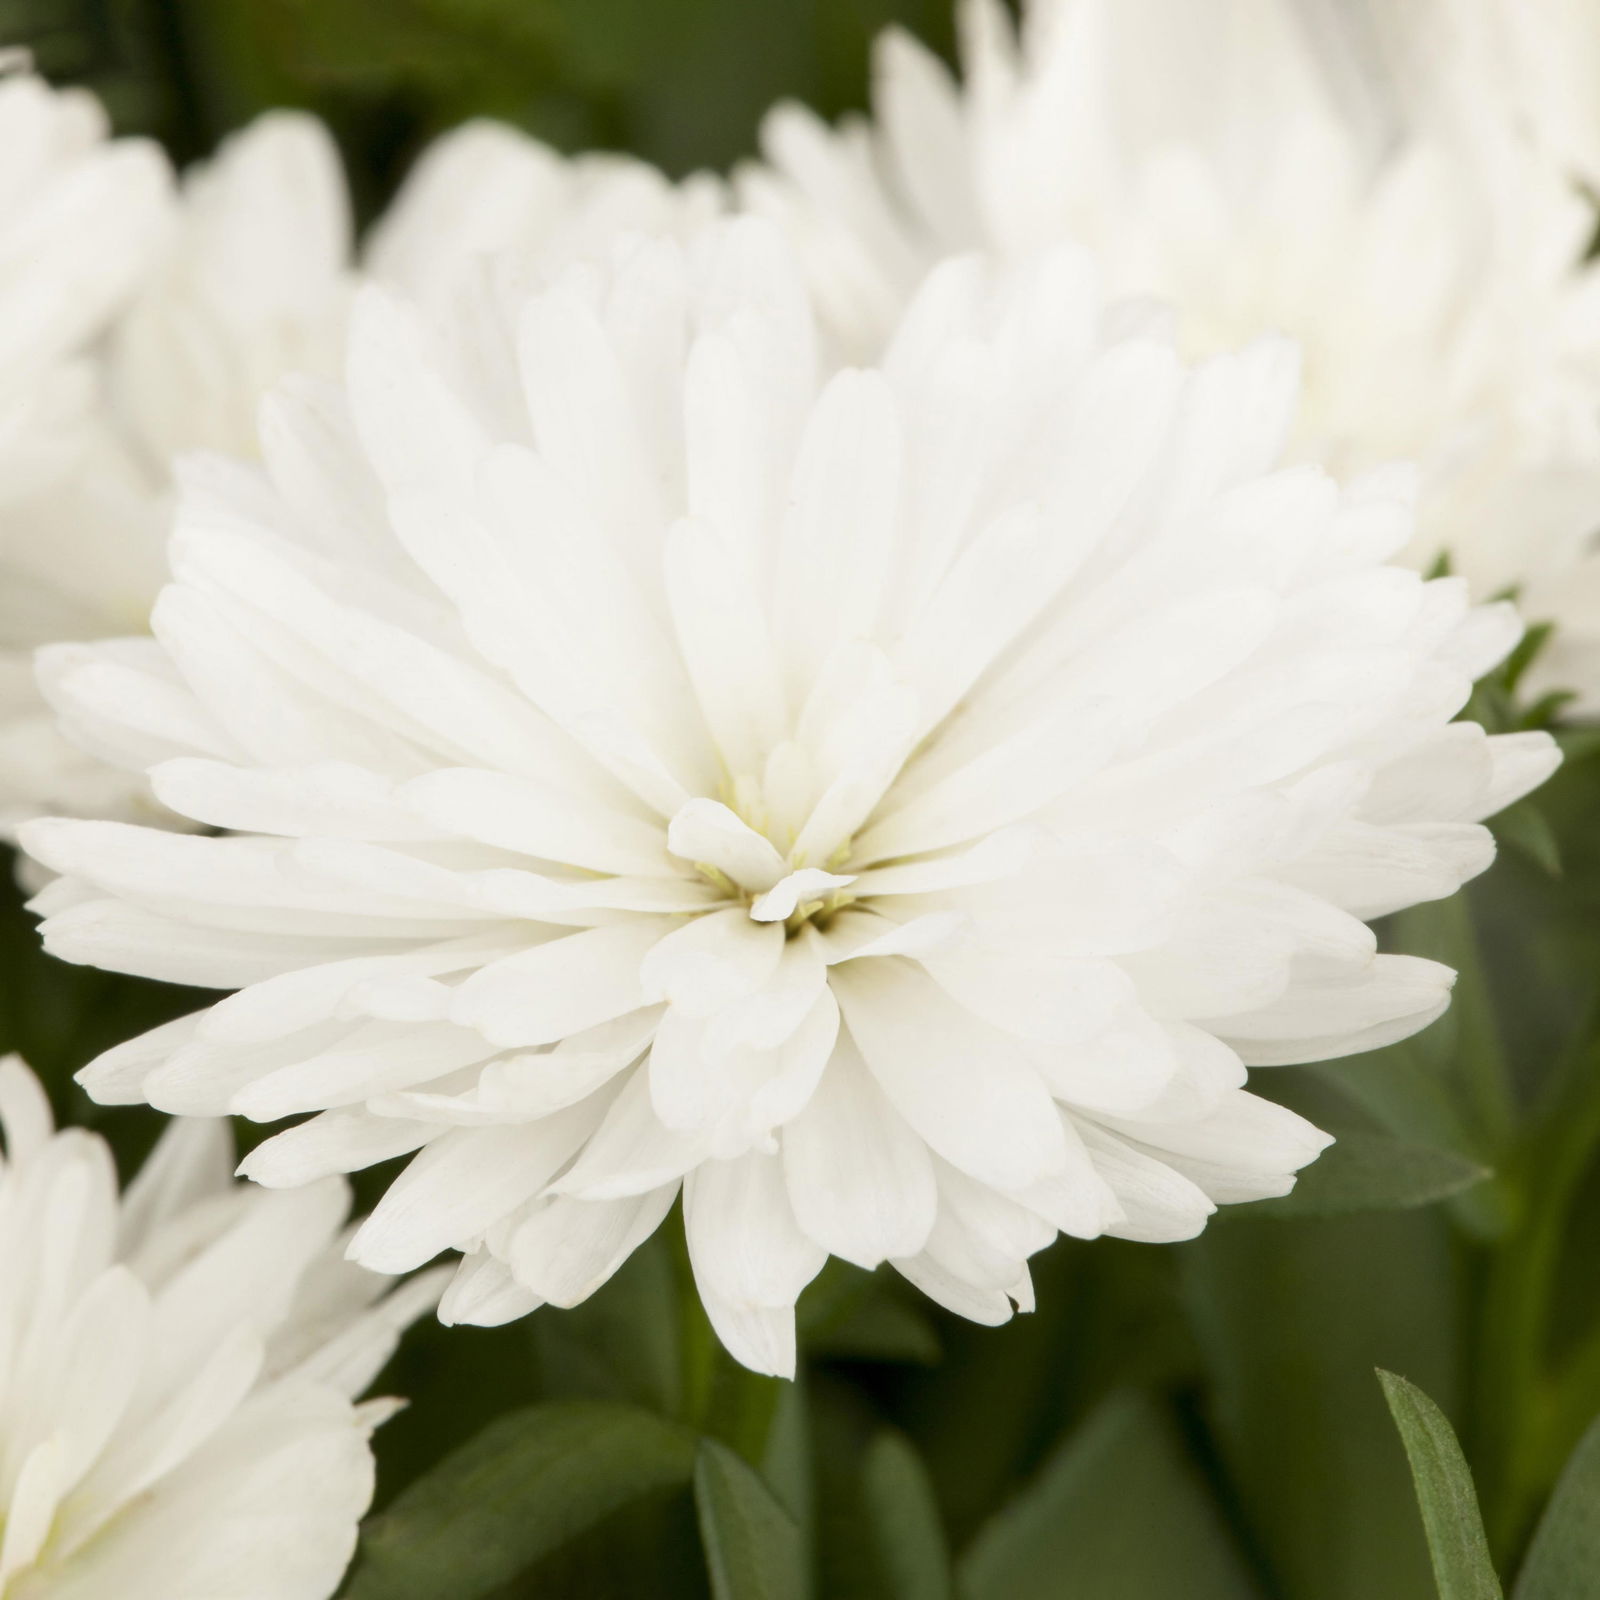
[
  {"x1": 23, "y1": 221, "x2": 1556, "y2": 1375},
  {"x1": 742, "y1": 0, "x2": 1600, "y2": 702},
  {"x1": 0, "y1": 100, "x2": 717, "y2": 839},
  {"x1": 0, "y1": 1054, "x2": 436, "y2": 1600}
]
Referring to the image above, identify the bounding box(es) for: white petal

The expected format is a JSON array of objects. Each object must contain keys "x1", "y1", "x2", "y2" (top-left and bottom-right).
[
  {"x1": 749, "y1": 867, "x2": 856, "y2": 922},
  {"x1": 639, "y1": 908, "x2": 784, "y2": 1016},
  {"x1": 832, "y1": 960, "x2": 1066, "y2": 1189},
  {"x1": 451, "y1": 923, "x2": 665, "y2": 1047},
  {"x1": 782, "y1": 1038, "x2": 936, "y2": 1267},
  {"x1": 508, "y1": 1185, "x2": 677, "y2": 1308},
  {"x1": 665, "y1": 798, "x2": 788, "y2": 890},
  {"x1": 348, "y1": 1108, "x2": 601, "y2": 1274}
]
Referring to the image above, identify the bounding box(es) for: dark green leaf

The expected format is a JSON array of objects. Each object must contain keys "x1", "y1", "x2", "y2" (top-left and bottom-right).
[
  {"x1": 1379, "y1": 1370, "x2": 1504, "y2": 1600},
  {"x1": 694, "y1": 1438, "x2": 804, "y2": 1600},
  {"x1": 1494, "y1": 803, "x2": 1562, "y2": 878},
  {"x1": 1183, "y1": 1211, "x2": 1454, "y2": 1600},
  {"x1": 344, "y1": 1401, "x2": 696, "y2": 1600},
  {"x1": 1514, "y1": 1412, "x2": 1600, "y2": 1599},
  {"x1": 862, "y1": 1431, "x2": 951, "y2": 1600},
  {"x1": 959, "y1": 1393, "x2": 1261, "y2": 1600},
  {"x1": 1243, "y1": 1129, "x2": 1490, "y2": 1220}
]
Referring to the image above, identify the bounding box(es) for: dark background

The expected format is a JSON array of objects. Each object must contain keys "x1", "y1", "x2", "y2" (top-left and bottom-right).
[{"x1": 1, "y1": 0, "x2": 957, "y2": 209}]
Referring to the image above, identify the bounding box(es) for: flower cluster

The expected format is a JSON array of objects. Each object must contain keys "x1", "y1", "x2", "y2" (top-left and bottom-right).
[{"x1": 0, "y1": 0, "x2": 1588, "y2": 1498}]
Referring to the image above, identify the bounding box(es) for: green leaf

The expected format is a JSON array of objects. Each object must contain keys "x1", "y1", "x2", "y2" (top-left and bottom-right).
[
  {"x1": 1243, "y1": 1130, "x2": 1490, "y2": 1220},
  {"x1": 862, "y1": 1431, "x2": 952, "y2": 1600},
  {"x1": 1183, "y1": 1211, "x2": 1454, "y2": 1600},
  {"x1": 1513, "y1": 1412, "x2": 1600, "y2": 1599},
  {"x1": 959, "y1": 1393, "x2": 1262, "y2": 1600},
  {"x1": 343, "y1": 1401, "x2": 696, "y2": 1600},
  {"x1": 1494, "y1": 802, "x2": 1562, "y2": 878},
  {"x1": 694, "y1": 1438, "x2": 804, "y2": 1600},
  {"x1": 1378, "y1": 1370, "x2": 1504, "y2": 1600}
]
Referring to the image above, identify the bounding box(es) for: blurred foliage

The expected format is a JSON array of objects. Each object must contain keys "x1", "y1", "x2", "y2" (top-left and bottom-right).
[
  {"x1": 0, "y1": 0, "x2": 960, "y2": 217},
  {"x1": 6, "y1": 0, "x2": 1600, "y2": 1595}
]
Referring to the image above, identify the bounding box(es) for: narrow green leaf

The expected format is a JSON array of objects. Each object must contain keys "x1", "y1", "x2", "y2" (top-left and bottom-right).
[
  {"x1": 1244, "y1": 1130, "x2": 1489, "y2": 1220},
  {"x1": 695, "y1": 1438, "x2": 804, "y2": 1600},
  {"x1": 960, "y1": 1393, "x2": 1262, "y2": 1600},
  {"x1": 343, "y1": 1401, "x2": 696, "y2": 1600},
  {"x1": 1513, "y1": 1412, "x2": 1600, "y2": 1599},
  {"x1": 1378, "y1": 1370, "x2": 1504, "y2": 1600},
  {"x1": 862, "y1": 1431, "x2": 952, "y2": 1600}
]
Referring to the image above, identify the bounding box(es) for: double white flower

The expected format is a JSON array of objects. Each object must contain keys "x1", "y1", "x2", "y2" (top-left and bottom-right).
[
  {"x1": 0, "y1": 1056, "x2": 434, "y2": 1600},
  {"x1": 23, "y1": 220, "x2": 1556, "y2": 1374}
]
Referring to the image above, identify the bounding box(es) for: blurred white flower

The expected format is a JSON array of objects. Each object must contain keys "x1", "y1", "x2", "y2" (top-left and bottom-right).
[
  {"x1": 1325, "y1": 0, "x2": 1600, "y2": 196},
  {"x1": 0, "y1": 1054, "x2": 436, "y2": 1600},
  {"x1": 0, "y1": 64, "x2": 171, "y2": 837},
  {"x1": 0, "y1": 64, "x2": 170, "y2": 506},
  {"x1": 0, "y1": 105, "x2": 719, "y2": 834},
  {"x1": 741, "y1": 0, "x2": 1600, "y2": 700},
  {"x1": 22, "y1": 221, "x2": 1556, "y2": 1374},
  {"x1": 0, "y1": 110, "x2": 345, "y2": 837}
]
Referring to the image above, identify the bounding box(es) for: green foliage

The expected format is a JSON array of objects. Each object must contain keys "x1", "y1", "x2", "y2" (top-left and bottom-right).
[
  {"x1": 959, "y1": 1393, "x2": 1261, "y2": 1600},
  {"x1": 1184, "y1": 1211, "x2": 1454, "y2": 1600},
  {"x1": 860, "y1": 1431, "x2": 952, "y2": 1600},
  {"x1": 1241, "y1": 1128, "x2": 1489, "y2": 1220},
  {"x1": 343, "y1": 1401, "x2": 699, "y2": 1599},
  {"x1": 1379, "y1": 1371, "x2": 1503, "y2": 1600},
  {"x1": 1514, "y1": 1412, "x2": 1600, "y2": 1599},
  {"x1": 695, "y1": 1439, "x2": 805, "y2": 1600}
]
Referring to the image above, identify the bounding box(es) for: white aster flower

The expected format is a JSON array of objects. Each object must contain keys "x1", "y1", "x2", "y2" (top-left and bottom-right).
[
  {"x1": 741, "y1": 0, "x2": 1600, "y2": 681},
  {"x1": 0, "y1": 62, "x2": 170, "y2": 506},
  {"x1": 0, "y1": 1054, "x2": 436, "y2": 1600},
  {"x1": 0, "y1": 110, "x2": 347, "y2": 836},
  {"x1": 0, "y1": 108, "x2": 718, "y2": 832},
  {"x1": 24, "y1": 222, "x2": 1557, "y2": 1377}
]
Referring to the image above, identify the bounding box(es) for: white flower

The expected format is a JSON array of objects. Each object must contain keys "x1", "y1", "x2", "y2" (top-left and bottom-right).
[
  {"x1": 0, "y1": 110, "x2": 346, "y2": 837},
  {"x1": 25, "y1": 222, "x2": 1557, "y2": 1377},
  {"x1": 0, "y1": 108, "x2": 718, "y2": 832},
  {"x1": 0, "y1": 63, "x2": 170, "y2": 506},
  {"x1": 740, "y1": 0, "x2": 1600, "y2": 650},
  {"x1": 0, "y1": 64, "x2": 169, "y2": 841},
  {"x1": 0, "y1": 1054, "x2": 436, "y2": 1600}
]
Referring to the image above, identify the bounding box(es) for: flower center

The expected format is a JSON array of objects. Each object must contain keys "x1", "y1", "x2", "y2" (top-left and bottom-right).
[{"x1": 666, "y1": 788, "x2": 863, "y2": 937}]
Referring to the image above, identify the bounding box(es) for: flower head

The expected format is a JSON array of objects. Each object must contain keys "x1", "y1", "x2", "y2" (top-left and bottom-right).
[
  {"x1": 742, "y1": 0, "x2": 1600, "y2": 662},
  {"x1": 0, "y1": 1055, "x2": 434, "y2": 1600},
  {"x1": 27, "y1": 221, "x2": 1557, "y2": 1375}
]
